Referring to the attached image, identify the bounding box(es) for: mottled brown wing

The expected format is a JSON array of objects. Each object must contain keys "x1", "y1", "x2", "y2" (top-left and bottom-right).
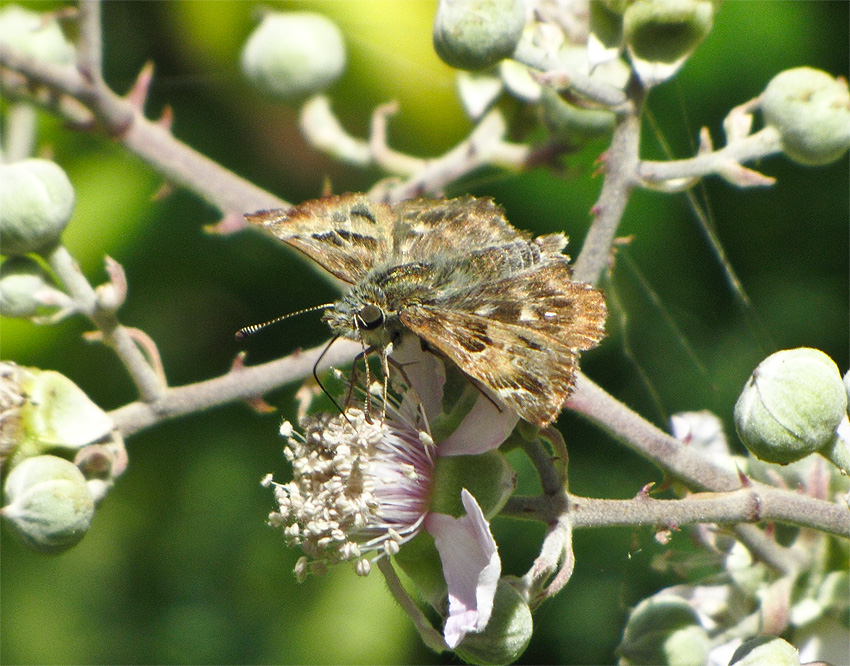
[
  {"x1": 246, "y1": 194, "x2": 394, "y2": 284},
  {"x1": 449, "y1": 259, "x2": 607, "y2": 351},
  {"x1": 399, "y1": 264, "x2": 606, "y2": 426},
  {"x1": 390, "y1": 196, "x2": 530, "y2": 261},
  {"x1": 400, "y1": 306, "x2": 577, "y2": 426}
]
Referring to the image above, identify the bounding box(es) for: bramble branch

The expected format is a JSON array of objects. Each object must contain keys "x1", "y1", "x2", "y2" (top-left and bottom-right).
[
  {"x1": 0, "y1": 42, "x2": 284, "y2": 217},
  {"x1": 505, "y1": 487, "x2": 849, "y2": 539},
  {"x1": 108, "y1": 338, "x2": 361, "y2": 437}
]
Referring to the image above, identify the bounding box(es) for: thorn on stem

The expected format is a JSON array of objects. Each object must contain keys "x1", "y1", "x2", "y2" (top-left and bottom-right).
[{"x1": 126, "y1": 61, "x2": 155, "y2": 112}]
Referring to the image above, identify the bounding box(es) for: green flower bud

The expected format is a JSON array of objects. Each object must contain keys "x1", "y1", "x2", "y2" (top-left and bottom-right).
[
  {"x1": 240, "y1": 12, "x2": 346, "y2": 103},
  {"x1": 762, "y1": 67, "x2": 850, "y2": 166},
  {"x1": 0, "y1": 5, "x2": 75, "y2": 65},
  {"x1": 454, "y1": 578, "x2": 533, "y2": 666},
  {"x1": 0, "y1": 256, "x2": 61, "y2": 318},
  {"x1": 617, "y1": 596, "x2": 710, "y2": 666},
  {"x1": 623, "y1": 0, "x2": 715, "y2": 87},
  {"x1": 1, "y1": 363, "x2": 114, "y2": 467},
  {"x1": 728, "y1": 636, "x2": 800, "y2": 666},
  {"x1": 540, "y1": 86, "x2": 616, "y2": 144},
  {"x1": 2, "y1": 454, "x2": 95, "y2": 554},
  {"x1": 429, "y1": 451, "x2": 516, "y2": 519},
  {"x1": 0, "y1": 159, "x2": 75, "y2": 255},
  {"x1": 734, "y1": 348, "x2": 847, "y2": 465},
  {"x1": 433, "y1": 0, "x2": 526, "y2": 72}
]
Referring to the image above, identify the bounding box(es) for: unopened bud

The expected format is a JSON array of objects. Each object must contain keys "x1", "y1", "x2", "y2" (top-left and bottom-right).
[
  {"x1": 241, "y1": 12, "x2": 346, "y2": 103},
  {"x1": 734, "y1": 348, "x2": 847, "y2": 465},
  {"x1": 762, "y1": 67, "x2": 850, "y2": 166},
  {"x1": 2, "y1": 454, "x2": 95, "y2": 554},
  {"x1": 454, "y1": 579, "x2": 533, "y2": 666},
  {"x1": 0, "y1": 5, "x2": 75, "y2": 64},
  {"x1": 433, "y1": 0, "x2": 526, "y2": 71},
  {"x1": 0, "y1": 256, "x2": 64, "y2": 319},
  {"x1": 622, "y1": 0, "x2": 715, "y2": 87},
  {"x1": 728, "y1": 636, "x2": 800, "y2": 666},
  {"x1": 618, "y1": 595, "x2": 709, "y2": 666},
  {"x1": 0, "y1": 159, "x2": 75, "y2": 255}
]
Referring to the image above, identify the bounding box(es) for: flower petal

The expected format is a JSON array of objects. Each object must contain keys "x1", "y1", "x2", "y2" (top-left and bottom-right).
[
  {"x1": 439, "y1": 392, "x2": 519, "y2": 457},
  {"x1": 424, "y1": 489, "x2": 501, "y2": 649},
  {"x1": 390, "y1": 333, "x2": 446, "y2": 421}
]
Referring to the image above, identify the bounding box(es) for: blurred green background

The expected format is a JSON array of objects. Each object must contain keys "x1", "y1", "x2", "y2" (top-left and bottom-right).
[{"x1": 1, "y1": 1, "x2": 847, "y2": 664}]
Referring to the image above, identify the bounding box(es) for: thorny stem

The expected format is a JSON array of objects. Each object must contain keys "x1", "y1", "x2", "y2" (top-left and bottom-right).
[
  {"x1": 45, "y1": 244, "x2": 165, "y2": 403},
  {"x1": 569, "y1": 373, "x2": 739, "y2": 491},
  {"x1": 300, "y1": 97, "x2": 548, "y2": 203},
  {"x1": 0, "y1": 43, "x2": 284, "y2": 217},
  {"x1": 565, "y1": 373, "x2": 849, "y2": 570},
  {"x1": 108, "y1": 338, "x2": 361, "y2": 437},
  {"x1": 374, "y1": 108, "x2": 538, "y2": 203},
  {"x1": 572, "y1": 75, "x2": 644, "y2": 286},
  {"x1": 503, "y1": 489, "x2": 848, "y2": 540},
  {"x1": 637, "y1": 127, "x2": 783, "y2": 184}
]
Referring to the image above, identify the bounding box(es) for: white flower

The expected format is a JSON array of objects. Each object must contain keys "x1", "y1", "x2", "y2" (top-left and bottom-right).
[{"x1": 267, "y1": 337, "x2": 518, "y2": 648}]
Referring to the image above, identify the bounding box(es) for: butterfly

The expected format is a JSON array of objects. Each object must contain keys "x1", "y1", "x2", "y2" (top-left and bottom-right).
[{"x1": 246, "y1": 193, "x2": 606, "y2": 427}]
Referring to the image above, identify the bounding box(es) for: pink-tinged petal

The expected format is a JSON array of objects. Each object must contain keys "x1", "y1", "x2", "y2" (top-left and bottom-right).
[
  {"x1": 424, "y1": 489, "x2": 501, "y2": 649},
  {"x1": 439, "y1": 392, "x2": 519, "y2": 457}
]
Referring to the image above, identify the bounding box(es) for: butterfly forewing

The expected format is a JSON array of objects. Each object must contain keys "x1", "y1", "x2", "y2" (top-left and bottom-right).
[
  {"x1": 391, "y1": 196, "x2": 527, "y2": 260},
  {"x1": 246, "y1": 194, "x2": 394, "y2": 284}
]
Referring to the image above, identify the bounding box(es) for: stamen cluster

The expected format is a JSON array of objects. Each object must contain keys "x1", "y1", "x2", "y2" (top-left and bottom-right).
[{"x1": 267, "y1": 405, "x2": 434, "y2": 579}]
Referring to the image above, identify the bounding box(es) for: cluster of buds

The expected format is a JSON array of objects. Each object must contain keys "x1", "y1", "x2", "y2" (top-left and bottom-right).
[
  {"x1": 0, "y1": 363, "x2": 126, "y2": 554},
  {"x1": 0, "y1": 81, "x2": 126, "y2": 553},
  {"x1": 638, "y1": 380, "x2": 850, "y2": 666}
]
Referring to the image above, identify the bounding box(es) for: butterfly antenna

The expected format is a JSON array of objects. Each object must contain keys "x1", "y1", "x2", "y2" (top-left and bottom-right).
[{"x1": 235, "y1": 303, "x2": 335, "y2": 341}]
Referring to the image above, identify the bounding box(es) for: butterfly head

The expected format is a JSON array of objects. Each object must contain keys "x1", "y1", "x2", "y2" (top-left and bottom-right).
[{"x1": 323, "y1": 290, "x2": 400, "y2": 349}]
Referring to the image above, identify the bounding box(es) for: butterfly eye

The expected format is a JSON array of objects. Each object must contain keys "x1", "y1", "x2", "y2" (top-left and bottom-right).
[{"x1": 358, "y1": 304, "x2": 384, "y2": 330}]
